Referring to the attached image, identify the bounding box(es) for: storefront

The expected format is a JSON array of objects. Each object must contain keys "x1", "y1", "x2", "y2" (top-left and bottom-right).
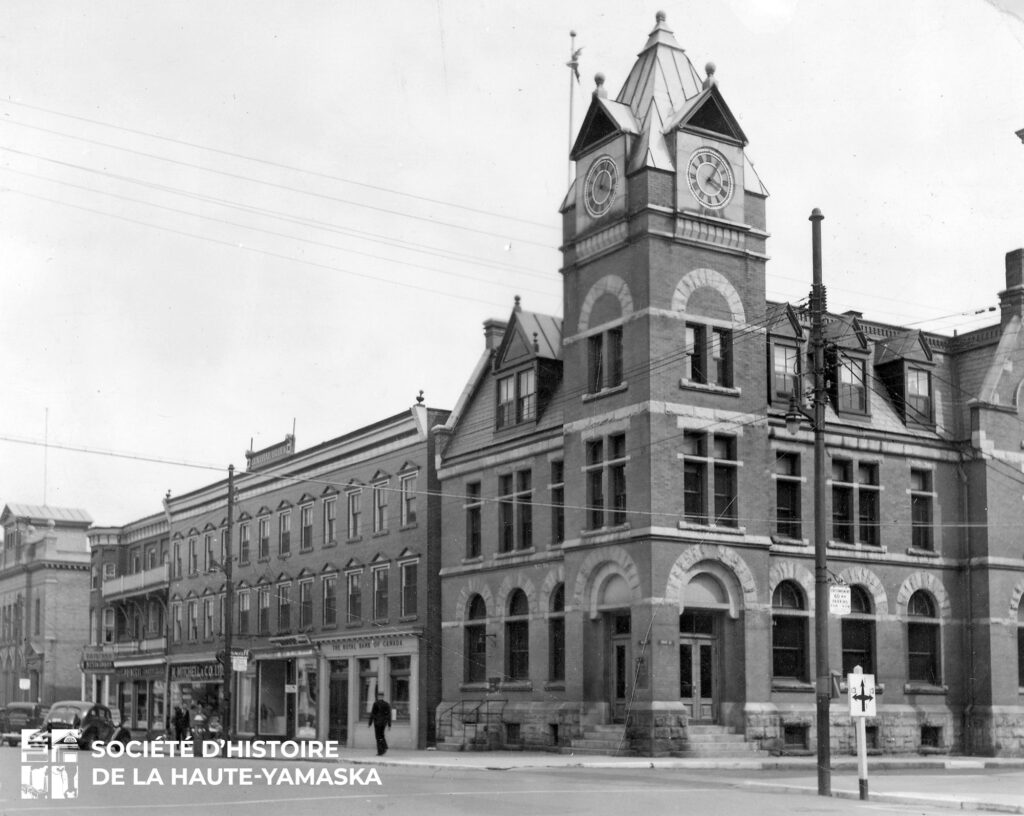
[
  {"x1": 237, "y1": 641, "x2": 319, "y2": 740},
  {"x1": 111, "y1": 659, "x2": 166, "y2": 735},
  {"x1": 316, "y1": 630, "x2": 421, "y2": 750},
  {"x1": 168, "y1": 659, "x2": 223, "y2": 721}
]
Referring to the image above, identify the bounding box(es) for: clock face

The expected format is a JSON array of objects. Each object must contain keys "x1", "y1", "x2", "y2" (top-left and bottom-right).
[
  {"x1": 686, "y1": 147, "x2": 735, "y2": 210},
  {"x1": 584, "y1": 156, "x2": 619, "y2": 217}
]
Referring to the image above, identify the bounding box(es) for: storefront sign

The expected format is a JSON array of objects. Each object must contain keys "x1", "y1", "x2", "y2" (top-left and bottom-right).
[
  {"x1": 114, "y1": 664, "x2": 165, "y2": 680},
  {"x1": 169, "y1": 662, "x2": 224, "y2": 681},
  {"x1": 82, "y1": 657, "x2": 115, "y2": 672},
  {"x1": 319, "y1": 633, "x2": 420, "y2": 654}
]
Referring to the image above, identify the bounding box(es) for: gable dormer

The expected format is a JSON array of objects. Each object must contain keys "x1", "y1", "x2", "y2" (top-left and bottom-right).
[
  {"x1": 824, "y1": 314, "x2": 871, "y2": 417},
  {"x1": 876, "y1": 330, "x2": 936, "y2": 426},
  {"x1": 492, "y1": 299, "x2": 562, "y2": 431},
  {"x1": 766, "y1": 302, "x2": 806, "y2": 405}
]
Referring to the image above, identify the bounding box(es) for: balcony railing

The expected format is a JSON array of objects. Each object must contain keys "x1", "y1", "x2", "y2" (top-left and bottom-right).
[
  {"x1": 102, "y1": 563, "x2": 169, "y2": 599},
  {"x1": 84, "y1": 635, "x2": 167, "y2": 658}
]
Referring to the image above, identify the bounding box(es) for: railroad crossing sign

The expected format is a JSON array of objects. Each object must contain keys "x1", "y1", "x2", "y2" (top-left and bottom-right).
[{"x1": 847, "y1": 671, "x2": 876, "y2": 717}]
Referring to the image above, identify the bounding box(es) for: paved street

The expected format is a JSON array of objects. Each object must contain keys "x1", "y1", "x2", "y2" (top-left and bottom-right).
[{"x1": 0, "y1": 747, "x2": 1020, "y2": 816}]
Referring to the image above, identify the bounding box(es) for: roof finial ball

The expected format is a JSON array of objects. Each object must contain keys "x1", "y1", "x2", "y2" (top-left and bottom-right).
[
  {"x1": 656, "y1": 10, "x2": 667, "y2": 23},
  {"x1": 593, "y1": 72, "x2": 607, "y2": 99},
  {"x1": 703, "y1": 61, "x2": 717, "y2": 90}
]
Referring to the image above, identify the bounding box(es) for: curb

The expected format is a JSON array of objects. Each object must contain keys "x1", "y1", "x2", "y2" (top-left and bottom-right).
[{"x1": 740, "y1": 782, "x2": 1024, "y2": 815}]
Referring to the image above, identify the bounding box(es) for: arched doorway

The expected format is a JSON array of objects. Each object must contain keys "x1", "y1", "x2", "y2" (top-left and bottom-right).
[
  {"x1": 679, "y1": 573, "x2": 730, "y2": 723},
  {"x1": 599, "y1": 574, "x2": 632, "y2": 722}
]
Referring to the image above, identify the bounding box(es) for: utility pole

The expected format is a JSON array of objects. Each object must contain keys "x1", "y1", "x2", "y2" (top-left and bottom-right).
[
  {"x1": 223, "y1": 464, "x2": 235, "y2": 740},
  {"x1": 810, "y1": 208, "x2": 831, "y2": 796}
]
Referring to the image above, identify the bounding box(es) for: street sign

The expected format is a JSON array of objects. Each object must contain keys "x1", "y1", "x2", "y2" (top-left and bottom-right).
[
  {"x1": 830, "y1": 584, "x2": 851, "y2": 615},
  {"x1": 848, "y1": 672, "x2": 876, "y2": 717}
]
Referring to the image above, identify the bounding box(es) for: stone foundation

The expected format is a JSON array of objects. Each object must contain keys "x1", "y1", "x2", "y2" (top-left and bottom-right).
[{"x1": 963, "y1": 706, "x2": 1024, "y2": 756}]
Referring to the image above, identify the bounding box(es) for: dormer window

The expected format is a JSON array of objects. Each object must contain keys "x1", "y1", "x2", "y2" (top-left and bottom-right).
[
  {"x1": 875, "y1": 331, "x2": 935, "y2": 427},
  {"x1": 772, "y1": 343, "x2": 801, "y2": 401},
  {"x1": 496, "y1": 368, "x2": 537, "y2": 428},
  {"x1": 906, "y1": 368, "x2": 932, "y2": 424},
  {"x1": 836, "y1": 356, "x2": 867, "y2": 414}
]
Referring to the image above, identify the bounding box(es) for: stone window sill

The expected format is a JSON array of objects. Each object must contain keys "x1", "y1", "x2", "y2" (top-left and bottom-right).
[
  {"x1": 904, "y1": 683, "x2": 947, "y2": 695},
  {"x1": 905, "y1": 546, "x2": 939, "y2": 558},
  {"x1": 771, "y1": 679, "x2": 814, "y2": 693},
  {"x1": 582, "y1": 382, "x2": 628, "y2": 403},
  {"x1": 679, "y1": 521, "x2": 745, "y2": 536},
  {"x1": 498, "y1": 680, "x2": 533, "y2": 692},
  {"x1": 679, "y1": 379, "x2": 741, "y2": 397}
]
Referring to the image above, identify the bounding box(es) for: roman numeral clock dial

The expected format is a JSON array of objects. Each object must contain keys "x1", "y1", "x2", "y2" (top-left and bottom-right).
[
  {"x1": 686, "y1": 147, "x2": 735, "y2": 210},
  {"x1": 583, "y1": 156, "x2": 619, "y2": 218}
]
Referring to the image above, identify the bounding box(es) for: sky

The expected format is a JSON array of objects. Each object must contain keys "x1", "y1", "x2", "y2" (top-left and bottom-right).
[{"x1": 1, "y1": 0, "x2": 1023, "y2": 527}]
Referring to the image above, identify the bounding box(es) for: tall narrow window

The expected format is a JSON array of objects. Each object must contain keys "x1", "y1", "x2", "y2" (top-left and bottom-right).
[
  {"x1": 712, "y1": 435, "x2": 738, "y2": 526},
  {"x1": 772, "y1": 581, "x2": 808, "y2": 681},
  {"x1": 550, "y1": 461, "x2": 565, "y2": 545},
  {"x1": 277, "y1": 582, "x2": 291, "y2": 632},
  {"x1": 907, "y1": 590, "x2": 941, "y2": 684},
  {"x1": 170, "y1": 604, "x2": 181, "y2": 644},
  {"x1": 237, "y1": 590, "x2": 250, "y2": 636},
  {"x1": 278, "y1": 511, "x2": 291, "y2": 555},
  {"x1": 832, "y1": 459, "x2": 854, "y2": 543},
  {"x1": 516, "y1": 470, "x2": 533, "y2": 550},
  {"x1": 549, "y1": 584, "x2": 565, "y2": 682},
  {"x1": 505, "y1": 589, "x2": 529, "y2": 681},
  {"x1": 258, "y1": 517, "x2": 270, "y2": 560},
  {"x1": 1017, "y1": 605, "x2": 1024, "y2": 689},
  {"x1": 711, "y1": 327, "x2": 732, "y2": 387},
  {"x1": 400, "y1": 472, "x2": 418, "y2": 527},
  {"x1": 346, "y1": 572, "x2": 362, "y2": 624},
  {"x1": 298, "y1": 579, "x2": 313, "y2": 629},
  {"x1": 464, "y1": 595, "x2": 487, "y2": 684},
  {"x1": 372, "y1": 482, "x2": 388, "y2": 533},
  {"x1": 465, "y1": 481, "x2": 482, "y2": 558},
  {"x1": 496, "y1": 375, "x2": 515, "y2": 428},
  {"x1": 684, "y1": 324, "x2": 707, "y2": 384},
  {"x1": 585, "y1": 439, "x2": 605, "y2": 529},
  {"x1": 498, "y1": 474, "x2": 514, "y2": 553},
  {"x1": 517, "y1": 369, "x2": 536, "y2": 422},
  {"x1": 238, "y1": 522, "x2": 251, "y2": 564},
  {"x1": 257, "y1": 586, "x2": 271, "y2": 634},
  {"x1": 300, "y1": 505, "x2": 313, "y2": 551},
  {"x1": 204, "y1": 534, "x2": 214, "y2": 572},
  {"x1": 837, "y1": 356, "x2": 867, "y2": 413},
  {"x1": 910, "y1": 469, "x2": 934, "y2": 551},
  {"x1": 682, "y1": 432, "x2": 707, "y2": 524},
  {"x1": 585, "y1": 434, "x2": 628, "y2": 529},
  {"x1": 372, "y1": 567, "x2": 389, "y2": 620},
  {"x1": 775, "y1": 452, "x2": 802, "y2": 539},
  {"x1": 188, "y1": 538, "x2": 198, "y2": 574},
  {"x1": 203, "y1": 598, "x2": 214, "y2": 640},
  {"x1": 347, "y1": 490, "x2": 362, "y2": 540},
  {"x1": 322, "y1": 574, "x2": 337, "y2": 626},
  {"x1": 906, "y1": 368, "x2": 932, "y2": 423},
  {"x1": 773, "y1": 344, "x2": 800, "y2": 399},
  {"x1": 588, "y1": 328, "x2": 624, "y2": 393},
  {"x1": 400, "y1": 561, "x2": 417, "y2": 617},
  {"x1": 188, "y1": 600, "x2": 199, "y2": 641},
  {"x1": 323, "y1": 497, "x2": 337, "y2": 544},
  {"x1": 588, "y1": 334, "x2": 604, "y2": 393},
  {"x1": 841, "y1": 585, "x2": 875, "y2": 676},
  {"x1": 858, "y1": 463, "x2": 881, "y2": 546}
]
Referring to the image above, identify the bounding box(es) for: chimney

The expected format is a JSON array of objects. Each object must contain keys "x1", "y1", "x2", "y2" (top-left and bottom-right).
[
  {"x1": 999, "y1": 249, "x2": 1024, "y2": 327},
  {"x1": 483, "y1": 319, "x2": 507, "y2": 351}
]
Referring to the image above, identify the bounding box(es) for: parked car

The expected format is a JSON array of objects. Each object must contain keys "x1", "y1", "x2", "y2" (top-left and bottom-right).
[
  {"x1": 44, "y1": 701, "x2": 116, "y2": 749},
  {"x1": 4, "y1": 703, "x2": 46, "y2": 746}
]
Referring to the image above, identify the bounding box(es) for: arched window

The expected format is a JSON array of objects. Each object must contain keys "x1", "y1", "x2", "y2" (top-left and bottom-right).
[
  {"x1": 464, "y1": 595, "x2": 487, "y2": 684},
  {"x1": 907, "y1": 590, "x2": 941, "y2": 685},
  {"x1": 506, "y1": 590, "x2": 529, "y2": 682},
  {"x1": 841, "y1": 585, "x2": 875, "y2": 675},
  {"x1": 772, "y1": 581, "x2": 808, "y2": 681},
  {"x1": 1017, "y1": 604, "x2": 1024, "y2": 689},
  {"x1": 548, "y1": 584, "x2": 565, "y2": 683}
]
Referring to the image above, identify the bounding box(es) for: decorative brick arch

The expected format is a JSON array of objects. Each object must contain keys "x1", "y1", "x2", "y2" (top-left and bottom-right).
[
  {"x1": 664, "y1": 544, "x2": 757, "y2": 618},
  {"x1": 539, "y1": 566, "x2": 567, "y2": 613},
  {"x1": 572, "y1": 547, "x2": 642, "y2": 620},
  {"x1": 1009, "y1": 580, "x2": 1024, "y2": 617},
  {"x1": 578, "y1": 275, "x2": 634, "y2": 332},
  {"x1": 769, "y1": 561, "x2": 816, "y2": 609},
  {"x1": 671, "y1": 268, "x2": 746, "y2": 324},
  {"x1": 496, "y1": 573, "x2": 538, "y2": 616},
  {"x1": 895, "y1": 572, "x2": 951, "y2": 616},
  {"x1": 837, "y1": 566, "x2": 889, "y2": 615},
  {"x1": 454, "y1": 580, "x2": 495, "y2": 623}
]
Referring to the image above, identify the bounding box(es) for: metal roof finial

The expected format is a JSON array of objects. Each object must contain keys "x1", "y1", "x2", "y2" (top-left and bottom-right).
[
  {"x1": 593, "y1": 72, "x2": 607, "y2": 99},
  {"x1": 703, "y1": 62, "x2": 717, "y2": 90},
  {"x1": 656, "y1": 10, "x2": 666, "y2": 23},
  {"x1": 514, "y1": 295, "x2": 522, "y2": 311}
]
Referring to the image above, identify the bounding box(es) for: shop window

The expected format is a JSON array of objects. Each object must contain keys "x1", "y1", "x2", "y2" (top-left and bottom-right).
[
  {"x1": 588, "y1": 327, "x2": 624, "y2": 393},
  {"x1": 299, "y1": 579, "x2": 314, "y2": 629},
  {"x1": 498, "y1": 470, "x2": 532, "y2": 552},
  {"x1": 907, "y1": 590, "x2": 941, "y2": 685},
  {"x1": 682, "y1": 432, "x2": 737, "y2": 527},
  {"x1": 323, "y1": 497, "x2": 337, "y2": 545},
  {"x1": 464, "y1": 595, "x2": 487, "y2": 684},
  {"x1": 841, "y1": 585, "x2": 875, "y2": 675},
  {"x1": 772, "y1": 581, "x2": 808, "y2": 681},
  {"x1": 400, "y1": 472, "x2": 418, "y2": 527},
  {"x1": 359, "y1": 657, "x2": 379, "y2": 719},
  {"x1": 505, "y1": 589, "x2": 529, "y2": 681},
  {"x1": 389, "y1": 656, "x2": 411, "y2": 721},
  {"x1": 550, "y1": 461, "x2": 565, "y2": 545},
  {"x1": 372, "y1": 567, "x2": 388, "y2": 621},
  {"x1": 347, "y1": 490, "x2": 362, "y2": 540},
  {"x1": 910, "y1": 469, "x2": 934, "y2": 551},
  {"x1": 322, "y1": 574, "x2": 337, "y2": 626},
  {"x1": 549, "y1": 584, "x2": 565, "y2": 682},
  {"x1": 346, "y1": 572, "x2": 362, "y2": 625},
  {"x1": 372, "y1": 482, "x2": 388, "y2": 534},
  {"x1": 465, "y1": 481, "x2": 482, "y2": 559},
  {"x1": 277, "y1": 582, "x2": 291, "y2": 632},
  {"x1": 400, "y1": 561, "x2": 417, "y2": 618},
  {"x1": 775, "y1": 452, "x2": 802, "y2": 539},
  {"x1": 278, "y1": 511, "x2": 291, "y2": 556},
  {"x1": 300, "y1": 505, "x2": 314, "y2": 551}
]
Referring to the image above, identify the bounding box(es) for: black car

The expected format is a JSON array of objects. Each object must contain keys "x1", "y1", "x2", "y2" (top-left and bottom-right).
[
  {"x1": 5, "y1": 703, "x2": 46, "y2": 746},
  {"x1": 44, "y1": 701, "x2": 116, "y2": 749}
]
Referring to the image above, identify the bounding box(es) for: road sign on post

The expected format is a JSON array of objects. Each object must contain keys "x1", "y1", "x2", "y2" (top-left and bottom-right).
[{"x1": 848, "y1": 672, "x2": 876, "y2": 717}]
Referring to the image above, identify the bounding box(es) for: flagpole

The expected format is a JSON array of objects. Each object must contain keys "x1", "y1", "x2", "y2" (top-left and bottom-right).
[{"x1": 567, "y1": 29, "x2": 577, "y2": 187}]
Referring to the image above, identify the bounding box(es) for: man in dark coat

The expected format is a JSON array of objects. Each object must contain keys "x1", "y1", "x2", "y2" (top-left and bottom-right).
[
  {"x1": 367, "y1": 693, "x2": 391, "y2": 756},
  {"x1": 172, "y1": 706, "x2": 189, "y2": 741}
]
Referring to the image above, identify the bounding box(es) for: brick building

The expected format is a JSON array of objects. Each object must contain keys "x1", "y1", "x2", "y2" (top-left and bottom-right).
[
  {"x1": 0, "y1": 504, "x2": 92, "y2": 706},
  {"x1": 432, "y1": 13, "x2": 1024, "y2": 757}
]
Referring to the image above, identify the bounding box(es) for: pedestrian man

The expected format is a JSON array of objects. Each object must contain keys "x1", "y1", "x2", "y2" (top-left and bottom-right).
[
  {"x1": 367, "y1": 692, "x2": 392, "y2": 756},
  {"x1": 172, "y1": 706, "x2": 189, "y2": 741}
]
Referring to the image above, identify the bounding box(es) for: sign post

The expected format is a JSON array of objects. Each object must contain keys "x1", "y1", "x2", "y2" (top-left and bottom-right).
[{"x1": 847, "y1": 665, "x2": 876, "y2": 801}]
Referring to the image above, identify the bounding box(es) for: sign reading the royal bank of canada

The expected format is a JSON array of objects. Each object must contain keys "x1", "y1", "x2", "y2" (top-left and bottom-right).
[{"x1": 848, "y1": 672, "x2": 876, "y2": 717}]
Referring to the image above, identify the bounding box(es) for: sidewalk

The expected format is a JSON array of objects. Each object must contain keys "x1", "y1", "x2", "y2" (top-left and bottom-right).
[{"x1": 335, "y1": 748, "x2": 1024, "y2": 813}]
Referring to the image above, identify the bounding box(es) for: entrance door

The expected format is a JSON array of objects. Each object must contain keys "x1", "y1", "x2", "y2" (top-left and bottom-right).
[
  {"x1": 328, "y1": 660, "x2": 349, "y2": 744},
  {"x1": 679, "y1": 610, "x2": 717, "y2": 722},
  {"x1": 608, "y1": 612, "x2": 631, "y2": 722}
]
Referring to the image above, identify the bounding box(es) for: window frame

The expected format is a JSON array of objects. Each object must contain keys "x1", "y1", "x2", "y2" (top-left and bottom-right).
[
  {"x1": 465, "y1": 481, "x2": 482, "y2": 559},
  {"x1": 322, "y1": 573, "x2": 338, "y2": 626},
  {"x1": 299, "y1": 504, "x2": 314, "y2": 552},
  {"x1": 771, "y1": 580, "x2": 809, "y2": 682},
  {"x1": 372, "y1": 565, "x2": 389, "y2": 621},
  {"x1": 399, "y1": 471, "x2": 418, "y2": 527},
  {"x1": 496, "y1": 366, "x2": 539, "y2": 428},
  {"x1": 907, "y1": 590, "x2": 941, "y2": 685},
  {"x1": 346, "y1": 570, "x2": 363, "y2": 625}
]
